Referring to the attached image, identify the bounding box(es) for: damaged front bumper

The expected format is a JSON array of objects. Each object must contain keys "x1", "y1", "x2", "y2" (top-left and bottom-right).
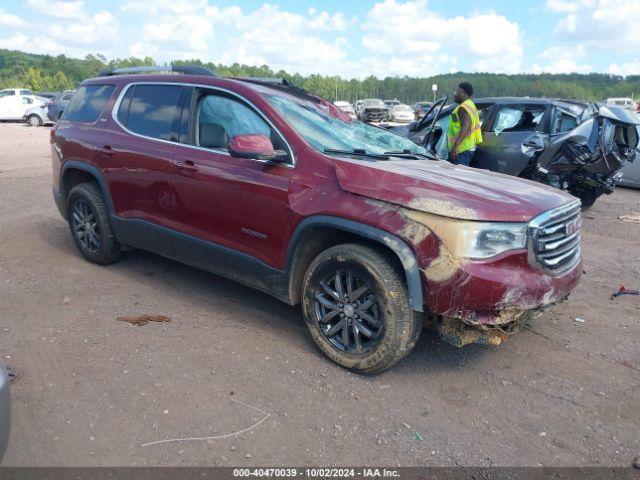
[
  {"x1": 425, "y1": 311, "x2": 532, "y2": 347},
  {"x1": 420, "y1": 249, "x2": 582, "y2": 348}
]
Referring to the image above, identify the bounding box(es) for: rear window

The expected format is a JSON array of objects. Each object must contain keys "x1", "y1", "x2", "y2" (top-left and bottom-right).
[
  {"x1": 116, "y1": 84, "x2": 183, "y2": 141},
  {"x1": 62, "y1": 85, "x2": 114, "y2": 122}
]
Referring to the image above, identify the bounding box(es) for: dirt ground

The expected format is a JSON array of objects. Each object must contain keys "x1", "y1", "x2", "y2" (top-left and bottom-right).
[{"x1": 0, "y1": 122, "x2": 638, "y2": 467}]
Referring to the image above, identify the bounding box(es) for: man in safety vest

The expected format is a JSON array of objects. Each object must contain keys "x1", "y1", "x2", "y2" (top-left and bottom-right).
[{"x1": 447, "y1": 82, "x2": 482, "y2": 166}]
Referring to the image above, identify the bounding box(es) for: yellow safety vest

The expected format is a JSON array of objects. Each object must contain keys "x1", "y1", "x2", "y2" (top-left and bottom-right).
[{"x1": 447, "y1": 99, "x2": 483, "y2": 154}]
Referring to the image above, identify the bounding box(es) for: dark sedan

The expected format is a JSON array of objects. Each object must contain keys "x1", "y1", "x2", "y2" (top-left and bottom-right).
[
  {"x1": 47, "y1": 90, "x2": 75, "y2": 122},
  {"x1": 389, "y1": 97, "x2": 639, "y2": 208}
]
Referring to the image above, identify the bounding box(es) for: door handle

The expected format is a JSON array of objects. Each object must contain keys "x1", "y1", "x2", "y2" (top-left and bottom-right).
[
  {"x1": 99, "y1": 145, "x2": 114, "y2": 157},
  {"x1": 173, "y1": 160, "x2": 199, "y2": 172}
]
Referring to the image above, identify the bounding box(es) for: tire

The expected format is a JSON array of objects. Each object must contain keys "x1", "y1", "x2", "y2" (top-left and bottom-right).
[
  {"x1": 301, "y1": 243, "x2": 422, "y2": 374},
  {"x1": 571, "y1": 186, "x2": 598, "y2": 210},
  {"x1": 27, "y1": 114, "x2": 43, "y2": 127},
  {"x1": 67, "y1": 182, "x2": 121, "y2": 265}
]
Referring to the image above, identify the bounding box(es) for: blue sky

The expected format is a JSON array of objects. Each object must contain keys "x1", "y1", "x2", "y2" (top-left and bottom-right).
[{"x1": 1, "y1": 0, "x2": 639, "y2": 78}]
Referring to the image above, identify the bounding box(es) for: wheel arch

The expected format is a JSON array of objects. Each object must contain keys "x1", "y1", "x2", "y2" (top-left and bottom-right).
[
  {"x1": 60, "y1": 161, "x2": 114, "y2": 218},
  {"x1": 285, "y1": 216, "x2": 424, "y2": 312}
]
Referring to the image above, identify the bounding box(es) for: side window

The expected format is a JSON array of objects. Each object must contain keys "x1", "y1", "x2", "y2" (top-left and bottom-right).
[
  {"x1": 118, "y1": 84, "x2": 183, "y2": 141},
  {"x1": 0, "y1": 90, "x2": 15, "y2": 98},
  {"x1": 22, "y1": 97, "x2": 33, "y2": 104},
  {"x1": 552, "y1": 111, "x2": 578, "y2": 134},
  {"x1": 62, "y1": 85, "x2": 115, "y2": 122},
  {"x1": 195, "y1": 91, "x2": 288, "y2": 159},
  {"x1": 477, "y1": 106, "x2": 490, "y2": 126},
  {"x1": 62, "y1": 93, "x2": 74, "y2": 101},
  {"x1": 20, "y1": 90, "x2": 33, "y2": 96},
  {"x1": 491, "y1": 104, "x2": 545, "y2": 135}
]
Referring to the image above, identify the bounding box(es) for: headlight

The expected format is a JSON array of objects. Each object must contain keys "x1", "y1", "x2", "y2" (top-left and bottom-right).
[
  {"x1": 403, "y1": 210, "x2": 529, "y2": 260},
  {"x1": 456, "y1": 222, "x2": 528, "y2": 259}
]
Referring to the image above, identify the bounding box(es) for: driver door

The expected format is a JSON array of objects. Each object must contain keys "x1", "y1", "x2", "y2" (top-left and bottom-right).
[{"x1": 171, "y1": 87, "x2": 294, "y2": 268}]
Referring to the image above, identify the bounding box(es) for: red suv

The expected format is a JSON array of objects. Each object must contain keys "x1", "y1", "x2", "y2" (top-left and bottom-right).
[{"x1": 51, "y1": 66, "x2": 582, "y2": 373}]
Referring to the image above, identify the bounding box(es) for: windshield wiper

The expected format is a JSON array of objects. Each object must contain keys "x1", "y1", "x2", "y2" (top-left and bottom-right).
[
  {"x1": 323, "y1": 148, "x2": 389, "y2": 160},
  {"x1": 384, "y1": 150, "x2": 434, "y2": 160}
]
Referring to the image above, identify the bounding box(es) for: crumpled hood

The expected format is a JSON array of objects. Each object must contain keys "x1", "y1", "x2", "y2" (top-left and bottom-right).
[{"x1": 334, "y1": 158, "x2": 576, "y2": 222}]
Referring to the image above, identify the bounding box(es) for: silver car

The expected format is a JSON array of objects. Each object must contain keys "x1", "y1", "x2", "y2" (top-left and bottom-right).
[
  {"x1": 618, "y1": 126, "x2": 640, "y2": 188},
  {"x1": 0, "y1": 364, "x2": 9, "y2": 462},
  {"x1": 23, "y1": 102, "x2": 51, "y2": 127}
]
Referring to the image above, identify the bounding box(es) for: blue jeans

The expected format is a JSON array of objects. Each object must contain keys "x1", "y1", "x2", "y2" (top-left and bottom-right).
[{"x1": 449, "y1": 149, "x2": 475, "y2": 166}]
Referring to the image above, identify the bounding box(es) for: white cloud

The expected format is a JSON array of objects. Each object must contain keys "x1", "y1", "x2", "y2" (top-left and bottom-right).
[
  {"x1": 26, "y1": 0, "x2": 85, "y2": 20},
  {"x1": 550, "y1": 0, "x2": 640, "y2": 53},
  {"x1": 121, "y1": 0, "x2": 209, "y2": 17},
  {"x1": 0, "y1": 9, "x2": 26, "y2": 27},
  {"x1": 46, "y1": 10, "x2": 117, "y2": 48},
  {"x1": 608, "y1": 61, "x2": 640, "y2": 76},
  {"x1": 361, "y1": 0, "x2": 523, "y2": 75},
  {"x1": 127, "y1": 3, "x2": 354, "y2": 74},
  {"x1": 531, "y1": 45, "x2": 593, "y2": 74},
  {"x1": 0, "y1": 32, "x2": 69, "y2": 56},
  {"x1": 545, "y1": 0, "x2": 596, "y2": 12},
  {"x1": 13, "y1": 2, "x2": 118, "y2": 57}
]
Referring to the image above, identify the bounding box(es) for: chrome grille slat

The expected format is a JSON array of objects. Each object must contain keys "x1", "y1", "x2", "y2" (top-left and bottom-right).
[
  {"x1": 540, "y1": 231, "x2": 580, "y2": 251},
  {"x1": 541, "y1": 224, "x2": 564, "y2": 235},
  {"x1": 538, "y1": 208, "x2": 581, "y2": 232},
  {"x1": 539, "y1": 234, "x2": 580, "y2": 259},
  {"x1": 542, "y1": 246, "x2": 581, "y2": 266},
  {"x1": 528, "y1": 201, "x2": 582, "y2": 275}
]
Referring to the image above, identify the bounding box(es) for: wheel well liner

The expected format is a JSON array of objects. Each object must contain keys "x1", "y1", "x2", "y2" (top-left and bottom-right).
[{"x1": 285, "y1": 216, "x2": 424, "y2": 312}]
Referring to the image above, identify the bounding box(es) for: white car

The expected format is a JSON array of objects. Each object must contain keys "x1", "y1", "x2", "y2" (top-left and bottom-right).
[
  {"x1": 605, "y1": 97, "x2": 636, "y2": 112},
  {"x1": 0, "y1": 88, "x2": 44, "y2": 121},
  {"x1": 334, "y1": 101, "x2": 357, "y2": 121},
  {"x1": 389, "y1": 104, "x2": 414, "y2": 123}
]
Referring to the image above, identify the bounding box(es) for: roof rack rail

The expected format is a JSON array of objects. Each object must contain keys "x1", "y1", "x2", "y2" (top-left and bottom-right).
[
  {"x1": 233, "y1": 77, "x2": 316, "y2": 101},
  {"x1": 98, "y1": 65, "x2": 218, "y2": 77}
]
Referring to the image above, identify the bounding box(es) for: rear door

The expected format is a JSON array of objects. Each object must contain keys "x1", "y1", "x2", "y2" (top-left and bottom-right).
[
  {"x1": 102, "y1": 83, "x2": 184, "y2": 255},
  {"x1": 472, "y1": 102, "x2": 548, "y2": 175},
  {"x1": 170, "y1": 87, "x2": 294, "y2": 268}
]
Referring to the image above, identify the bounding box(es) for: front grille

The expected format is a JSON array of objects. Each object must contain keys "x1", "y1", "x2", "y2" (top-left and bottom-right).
[
  {"x1": 364, "y1": 109, "x2": 386, "y2": 119},
  {"x1": 528, "y1": 201, "x2": 582, "y2": 275}
]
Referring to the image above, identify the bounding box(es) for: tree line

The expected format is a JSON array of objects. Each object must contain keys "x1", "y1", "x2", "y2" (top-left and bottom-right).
[{"x1": 1, "y1": 49, "x2": 639, "y2": 103}]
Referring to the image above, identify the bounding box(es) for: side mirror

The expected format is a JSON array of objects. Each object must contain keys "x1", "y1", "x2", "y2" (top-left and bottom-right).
[{"x1": 229, "y1": 134, "x2": 288, "y2": 162}]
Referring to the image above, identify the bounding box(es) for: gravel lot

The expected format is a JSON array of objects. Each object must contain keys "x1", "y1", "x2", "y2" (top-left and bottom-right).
[{"x1": 0, "y1": 122, "x2": 639, "y2": 467}]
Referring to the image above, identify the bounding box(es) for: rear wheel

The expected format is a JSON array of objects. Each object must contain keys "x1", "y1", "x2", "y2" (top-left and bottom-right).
[
  {"x1": 27, "y1": 114, "x2": 43, "y2": 127},
  {"x1": 67, "y1": 182, "x2": 121, "y2": 265},
  {"x1": 301, "y1": 244, "x2": 421, "y2": 374}
]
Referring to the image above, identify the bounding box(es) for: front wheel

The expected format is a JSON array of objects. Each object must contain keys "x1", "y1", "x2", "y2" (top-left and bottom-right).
[
  {"x1": 301, "y1": 244, "x2": 422, "y2": 374},
  {"x1": 27, "y1": 114, "x2": 43, "y2": 127}
]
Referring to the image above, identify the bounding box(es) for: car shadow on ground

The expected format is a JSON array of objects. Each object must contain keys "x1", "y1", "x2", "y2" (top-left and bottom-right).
[{"x1": 35, "y1": 215, "x2": 492, "y2": 376}]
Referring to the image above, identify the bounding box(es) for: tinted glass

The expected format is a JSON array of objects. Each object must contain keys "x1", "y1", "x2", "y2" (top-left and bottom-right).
[
  {"x1": 0, "y1": 90, "x2": 15, "y2": 98},
  {"x1": 196, "y1": 92, "x2": 290, "y2": 158},
  {"x1": 121, "y1": 85, "x2": 182, "y2": 140},
  {"x1": 63, "y1": 85, "x2": 114, "y2": 122},
  {"x1": 553, "y1": 112, "x2": 578, "y2": 134},
  {"x1": 20, "y1": 90, "x2": 33, "y2": 96},
  {"x1": 198, "y1": 94, "x2": 270, "y2": 144}
]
